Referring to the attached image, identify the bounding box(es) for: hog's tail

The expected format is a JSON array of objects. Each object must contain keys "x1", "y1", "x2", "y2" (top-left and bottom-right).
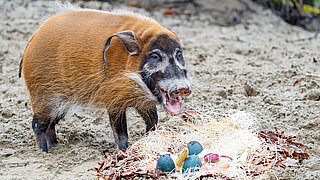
[
  {"x1": 19, "y1": 33, "x2": 37, "y2": 78},
  {"x1": 18, "y1": 59, "x2": 23, "y2": 78}
]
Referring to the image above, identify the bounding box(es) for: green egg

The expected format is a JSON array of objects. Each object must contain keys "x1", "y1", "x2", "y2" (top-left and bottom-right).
[
  {"x1": 156, "y1": 154, "x2": 175, "y2": 172},
  {"x1": 182, "y1": 155, "x2": 202, "y2": 173},
  {"x1": 187, "y1": 141, "x2": 203, "y2": 155}
]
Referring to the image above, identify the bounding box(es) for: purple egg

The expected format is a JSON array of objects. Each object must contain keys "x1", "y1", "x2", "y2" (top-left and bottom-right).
[{"x1": 204, "y1": 153, "x2": 219, "y2": 163}]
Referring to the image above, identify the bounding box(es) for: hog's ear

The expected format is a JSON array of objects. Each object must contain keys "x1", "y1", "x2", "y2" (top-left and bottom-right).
[
  {"x1": 103, "y1": 30, "x2": 140, "y2": 56},
  {"x1": 102, "y1": 30, "x2": 141, "y2": 77}
]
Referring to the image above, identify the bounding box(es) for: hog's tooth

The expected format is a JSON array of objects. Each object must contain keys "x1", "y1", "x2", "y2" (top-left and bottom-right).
[{"x1": 169, "y1": 106, "x2": 174, "y2": 112}]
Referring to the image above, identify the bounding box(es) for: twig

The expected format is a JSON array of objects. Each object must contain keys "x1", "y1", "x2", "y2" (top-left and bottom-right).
[
  {"x1": 165, "y1": 0, "x2": 201, "y2": 7},
  {"x1": 201, "y1": 8, "x2": 225, "y2": 14},
  {"x1": 305, "y1": 73, "x2": 320, "y2": 78},
  {"x1": 288, "y1": 31, "x2": 319, "y2": 42}
]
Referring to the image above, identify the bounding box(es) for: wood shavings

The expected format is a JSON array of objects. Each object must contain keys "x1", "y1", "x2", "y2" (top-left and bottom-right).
[
  {"x1": 93, "y1": 114, "x2": 309, "y2": 179},
  {"x1": 94, "y1": 149, "x2": 168, "y2": 179},
  {"x1": 242, "y1": 127, "x2": 309, "y2": 176}
]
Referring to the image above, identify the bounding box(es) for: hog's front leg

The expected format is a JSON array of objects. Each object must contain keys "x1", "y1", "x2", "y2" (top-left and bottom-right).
[
  {"x1": 137, "y1": 105, "x2": 158, "y2": 132},
  {"x1": 109, "y1": 110, "x2": 128, "y2": 150}
]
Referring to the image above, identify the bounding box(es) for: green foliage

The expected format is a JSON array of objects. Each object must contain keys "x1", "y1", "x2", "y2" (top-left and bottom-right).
[{"x1": 314, "y1": 0, "x2": 320, "y2": 9}]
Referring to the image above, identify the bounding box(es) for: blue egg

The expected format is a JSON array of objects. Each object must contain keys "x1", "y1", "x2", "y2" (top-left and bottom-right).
[
  {"x1": 156, "y1": 154, "x2": 175, "y2": 172},
  {"x1": 187, "y1": 141, "x2": 203, "y2": 155},
  {"x1": 182, "y1": 155, "x2": 202, "y2": 173}
]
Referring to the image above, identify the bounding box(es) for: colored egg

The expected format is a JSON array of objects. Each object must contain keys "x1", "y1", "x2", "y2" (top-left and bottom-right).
[
  {"x1": 204, "y1": 153, "x2": 219, "y2": 163},
  {"x1": 187, "y1": 141, "x2": 203, "y2": 155},
  {"x1": 182, "y1": 155, "x2": 202, "y2": 173},
  {"x1": 175, "y1": 147, "x2": 189, "y2": 167},
  {"x1": 200, "y1": 164, "x2": 211, "y2": 171},
  {"x1": 209, "y1": 162, "x2": 230, "y2": 172},
  {"x1": 156, "y1": 154, "x2": 175, "y2": 172}
]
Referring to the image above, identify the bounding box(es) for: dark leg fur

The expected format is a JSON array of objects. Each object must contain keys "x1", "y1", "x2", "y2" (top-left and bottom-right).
[
  {"x1": 32, "y1": 115, "x2": 62, "y2": 152},
  {"x1": 45, "y1": 116, "x2": 62, "y2": 148},
  {"x1": 46, "y1": 122, "x2": 58, "y2": 147},
  {"x1": 109, "y1": 110, "x2": 128, "y2": 150},
  {"x1": 137, "y1": 106, "x2": 158, "y2": 132},
  {"x1": 32, "y1": 116, "x2": 49, "y2": 153}
]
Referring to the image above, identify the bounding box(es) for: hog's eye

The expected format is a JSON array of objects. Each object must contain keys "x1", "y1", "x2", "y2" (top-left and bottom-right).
[
  {"x1": 148, "y1": 52, "x2": 162, "y2": 69},
  {"x1": 176, "y1": 50, "x2": 185, "y2": 65},
  {"x1": 150, "y1": 53, "x2": 161, "y2": 62},
  {"x1": 177, "y1": 51, "x2": 182, "y2": 59}
]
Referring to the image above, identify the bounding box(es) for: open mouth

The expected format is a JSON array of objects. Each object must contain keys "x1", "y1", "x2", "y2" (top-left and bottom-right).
[{"x1": 159, "y1": 87, "x2": 184, "y2": 115}]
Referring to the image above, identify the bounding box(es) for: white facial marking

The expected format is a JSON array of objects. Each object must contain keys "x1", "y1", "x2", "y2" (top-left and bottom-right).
[
  {"x1": 142, "y1": 49, "x2": 169, "y2": 75},
  {"x1": 173, "y1": 48, "x2": 186, "y2": 70},
  {"x1": 143, "y1": 48, "x2": 189, "y2": 83},
  {"x1": 158, "y1": 78, "x2": 191, "y2": 92}
]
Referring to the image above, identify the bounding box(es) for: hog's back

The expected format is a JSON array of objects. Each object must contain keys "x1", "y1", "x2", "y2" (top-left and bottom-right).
[{"x1": 22, "y1": 10, "x2": 141, "y2": 100}]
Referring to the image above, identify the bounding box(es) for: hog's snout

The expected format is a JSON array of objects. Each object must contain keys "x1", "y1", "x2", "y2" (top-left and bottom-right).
[
  {"x1": 169, "y1": 87, "x2": 191, "y2": 99},
  {"x1": 158, "y1": 78, "x2": 191, "y2": 115}
]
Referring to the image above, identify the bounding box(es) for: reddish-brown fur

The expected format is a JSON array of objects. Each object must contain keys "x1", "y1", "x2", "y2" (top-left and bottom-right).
[{"x1": 21, "y1": 10, "x2": 179, "y2": 124}]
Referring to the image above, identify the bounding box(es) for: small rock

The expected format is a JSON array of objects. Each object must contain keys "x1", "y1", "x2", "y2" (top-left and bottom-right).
[
  {"x1": 197, "y1": 54, "x2": 206, "y2": 63},
  {"x1": 217, "y1": 90, "x2": 227, "y2": 99},
  {"x1": 244, "y1": 83, "x2": 259, "y2": 96},
  {"x1": 263, "y1": 96, "x2": 273, "y2": 104},
  {"x1": 235, "y1": 49, "x2": 242, "y2": 54},
  {"x1": 306, "y1": 90, "x2": 320, "y2": 101},
  {"x1": 313, "y1": 57, "x2": 317, "y2": 63},
  {"x1": 2, "y1": 109, "x2": 14, "y2": 118}
]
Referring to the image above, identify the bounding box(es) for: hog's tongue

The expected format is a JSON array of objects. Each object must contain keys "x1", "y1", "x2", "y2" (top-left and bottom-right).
[{"x1": 160, "y1": 89, "x2": 184, "y2": 115}]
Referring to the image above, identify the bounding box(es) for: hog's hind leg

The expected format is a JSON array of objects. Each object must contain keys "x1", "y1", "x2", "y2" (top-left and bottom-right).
[
  {"x1": 45, "y1": 120, "x2": 59, "y2": 148},
  {"x1": 32, "y1": 108, "x2": 65, "y2": 152},
  {"x1": 32, "y1": 116, "x2": 50, "y2": 153}
]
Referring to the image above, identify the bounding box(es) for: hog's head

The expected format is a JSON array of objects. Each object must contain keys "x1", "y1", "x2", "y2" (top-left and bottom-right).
[
  {"x1": 139, "y1": 34, "x2": 191, "y2": 115},
  {"x1": 103, "y1": 31, "x2": 191, "y2": 115}
]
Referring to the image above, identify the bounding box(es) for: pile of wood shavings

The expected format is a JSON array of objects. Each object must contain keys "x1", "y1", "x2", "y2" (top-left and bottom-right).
[
  {"x1": 242, "y1": 127, "x2": 310, "y2": 176},
  {"x1": 93, "y1": 149, "x2": 168, "y2": 179},
  {"x1": 93, "y1": 112, "x2": 309, "y2": 179},
  {"x1": 93, "y1": 147, "x2": 229, "y2": 179}
]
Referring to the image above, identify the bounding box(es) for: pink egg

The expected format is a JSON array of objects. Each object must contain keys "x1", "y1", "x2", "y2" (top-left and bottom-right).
[{"x1": 204, "y1": 153, "x2": 219, "y2": 163}]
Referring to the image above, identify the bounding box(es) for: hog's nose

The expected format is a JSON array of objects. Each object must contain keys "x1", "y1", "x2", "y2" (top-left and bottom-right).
[{"x1": 170, "y1": 87, "x2": 192, "y2": 98}]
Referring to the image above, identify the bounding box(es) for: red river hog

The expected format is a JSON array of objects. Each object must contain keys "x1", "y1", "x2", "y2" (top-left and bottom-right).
[{"x1": 19, "y1": 8, "x2": 191, "y2": 152}]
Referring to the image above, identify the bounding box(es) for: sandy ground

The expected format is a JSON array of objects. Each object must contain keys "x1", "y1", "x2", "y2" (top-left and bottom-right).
[{"x1": 0, "y1": 0, "x2": 319, "y2": 179}]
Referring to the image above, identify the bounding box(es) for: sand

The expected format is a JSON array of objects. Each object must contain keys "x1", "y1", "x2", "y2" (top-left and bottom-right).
[{"x1": 0, "y1": 0, "x2": 319, "y2": 179}]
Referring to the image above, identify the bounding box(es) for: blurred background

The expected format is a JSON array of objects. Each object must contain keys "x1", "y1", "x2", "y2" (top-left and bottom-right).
[{"x1": 68, "y1": 0, "x2": 320, "y2": 31}]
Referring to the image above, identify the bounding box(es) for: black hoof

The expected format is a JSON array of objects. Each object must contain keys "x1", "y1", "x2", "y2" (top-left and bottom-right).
[
  {"x1": 118, "y1": 142, "x2": 128, "y2": 150},
  {"x1": 32, "y1": 116, "x2": 49, "y2": 153},
  {"x1": 37, "y1": 133, "x2": 48, "y2": 153},
  {"x1": 48, "y1": 139, "x2": 59, "y2": 148},
  {"x1": 118, "y1": 135, "x2": 128, "y2": 150},
  {"x1": 46, "y1": 124, "x2": 59, "y2": 148}
]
